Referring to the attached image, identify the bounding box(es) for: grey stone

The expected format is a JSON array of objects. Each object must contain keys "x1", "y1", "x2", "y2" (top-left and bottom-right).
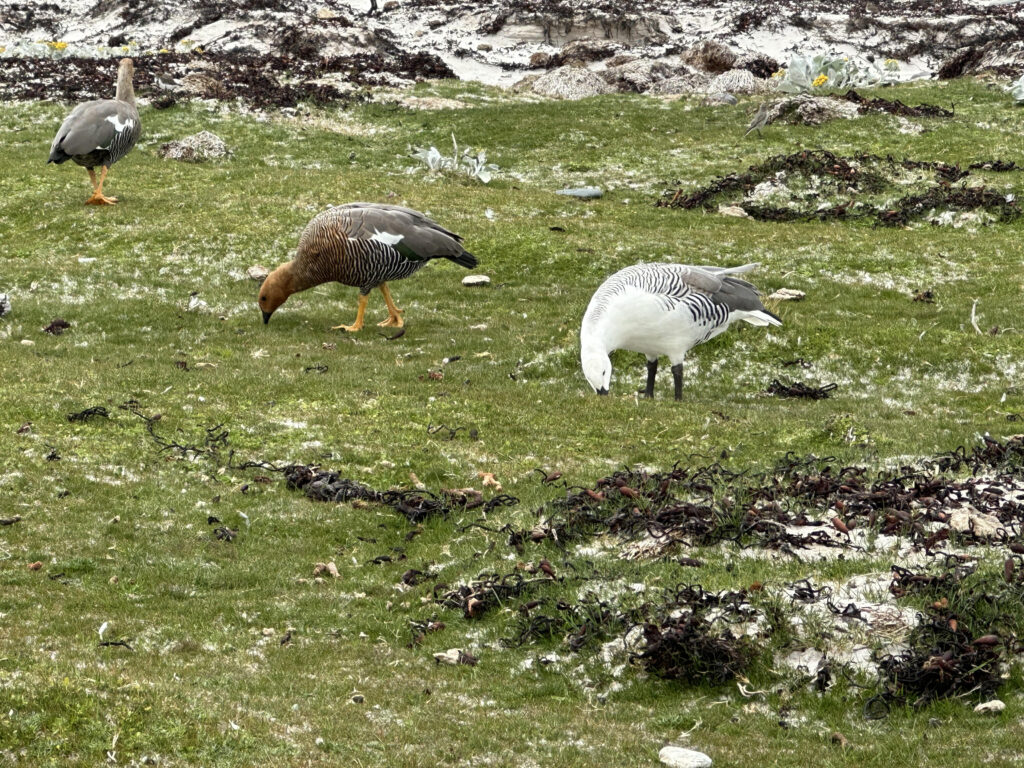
[{"x1": 556, "y1": 186, "x2": 603, "y2": 199}]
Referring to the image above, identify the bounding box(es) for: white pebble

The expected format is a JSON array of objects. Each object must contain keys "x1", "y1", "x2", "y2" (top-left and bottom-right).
[{"x1": 659, "y1": 746, "x2": 712, "y2": 768}]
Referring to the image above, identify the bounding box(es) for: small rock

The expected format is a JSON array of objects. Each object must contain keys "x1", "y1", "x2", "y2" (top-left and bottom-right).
[
  {"x1": 262, "y1": 628, "x2": 276, "y2": 637},
  {"x1": 764, "y1": 95, "x2": 860, "y2": 127},
  {"x1": 768, "y1": 288, "x2": 806, "y2": 302},
  {"x1": 830, "y1": 732, "x2": 849, "y2": 747},
  {"x1": 476, "y1": 43, "x2": 492, "y2": 52},
  {"x1": 158, "y1": 131, "x2": 230, "y2": 163},
  {"x1": 556, "y1": 186, "x2": 603, "y2": 199},
  {"x1": 949, "y1": 506, "x2": 1002, "y2": 538},
  {"x1": 350, "y1": 693, "x2": 365, "y2": 704},
  {"x1": 247, "y1": 265, "x2": 271, "y2": 283},
  {"x1": 462, "y1": 274, "x2": 491, "y2": 287},
  {"x1": 316, "y1": 6, "x2": 341, "y2": 19},
  {"x1": 434, "y1": 648, "x2": 464, "y2": 665},
  {"x1": 718, "y1": 204, "x2": 749, "y2": 218},
  {"x1": 658, "y1": 746, "x2": 712, "y2": 768},
  {"x1": 0, "y1": 293, "x2": 10, "y2": 318},
  {"x1": 974, "y1": 699, "x2": 1005, "y2": 715},
  {"x1": 20, "y1": 339, "x2": 34, "y2": 346},
  {"x1": 28, "y1": 561, "x2": 43, "y2": 571}
]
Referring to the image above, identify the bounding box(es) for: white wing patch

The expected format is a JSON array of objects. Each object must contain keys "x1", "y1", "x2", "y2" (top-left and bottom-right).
[
  {"x1": 105, "y1": 114, "x2": 134, "y2": 133},
  {"x1": 370, "y1": 229, "x2": 404, "y2": 246}
]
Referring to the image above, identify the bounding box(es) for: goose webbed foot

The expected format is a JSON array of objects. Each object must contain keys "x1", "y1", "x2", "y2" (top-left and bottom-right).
[
  {"x1": 671, "y1": 363, "x2": 684, "y2": 401},
  {"x1": 376, "y1": 283, "x2": 405, "y2": 327},
  {"x1": 84, "y1": 167, "x2": 117, "y2": 205},
  {"x1": 85, "y1": 193, "x2": 118, "y2": 205},
  {"x1": 331, "y1": 293, "x2": 368, "y2": 332}
]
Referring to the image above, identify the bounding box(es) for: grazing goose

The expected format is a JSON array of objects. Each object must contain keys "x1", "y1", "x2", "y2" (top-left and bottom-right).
[
  {"x1": 259, "y1": 203, "x2": 478, "y2": 330},
  {"x1": 580, "y1": 262, "x2": 781, "y2": 400},
  {"x1": 48, "y1": 58, "x2": 141, "y2": 205}
]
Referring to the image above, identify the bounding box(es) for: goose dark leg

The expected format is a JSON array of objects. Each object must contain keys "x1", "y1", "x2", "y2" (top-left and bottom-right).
[
  {"x1": 671, "y1": 363, "x2": 684, "y2": 401},
  {"x1": 644, "y1": 358, "x2": 658, "y2": 399},
  {"x1": 377, "y1": 283, "x2": 404, "y2": 327},
  {"x1": 85, "y1": 166, "x2": 117, "y2": 205},
  {"x1": 332, "y1": 293, "x2": 368, "y2": 332}
]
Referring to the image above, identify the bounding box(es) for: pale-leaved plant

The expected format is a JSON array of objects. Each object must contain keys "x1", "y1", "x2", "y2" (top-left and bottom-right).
[{"x1": 411, "y1": 133, "x2": 498, "y2": 183}]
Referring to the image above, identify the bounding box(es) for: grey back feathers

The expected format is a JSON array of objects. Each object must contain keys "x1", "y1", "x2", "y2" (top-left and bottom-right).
[
  {"x1": 48, "y1": 58, "x2": 141, "y2": 169},
  {"x1": 584, "y1": 263, "x2": 777, "y2": 330},
  {"x1": 49, "y1": 100, "x2": 141, "y2": 167},
  {"x1": 295, "y1": 203, "x2": 478, "y2": 294}
]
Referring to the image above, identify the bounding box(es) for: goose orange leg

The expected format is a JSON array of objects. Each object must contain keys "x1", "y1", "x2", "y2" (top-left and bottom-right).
[
  {"x1": 332, "y1": 293, "x2": 367, "y2": 332},
  {"x1": 377, "y1": 283, "x2": 404, "y2": 327},
  {"x1": 85, "y1": 166, "x2": 118, "y2": 206}
]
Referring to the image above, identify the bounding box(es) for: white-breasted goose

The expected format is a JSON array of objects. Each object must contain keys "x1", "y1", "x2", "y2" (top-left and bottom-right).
[{"x1": 580, "y1": 262, "x2": 781, "y2": 400}]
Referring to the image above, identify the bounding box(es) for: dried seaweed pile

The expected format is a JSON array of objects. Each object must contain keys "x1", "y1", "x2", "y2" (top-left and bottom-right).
[
  {"x1": 273, "y1": 438, "x2": 1024, "y2": 707},
  {"x1": 284, "y1": 464, "x2": 520, "y2": 523},
  {"x1": 842, "y1": 89, "x2": 953, "y2": 118},
  {"x1": 630, "y1": 584, "x2": 761, "y2": 682},
  {"x1": 503, "y1": 594, "x2": 624, "y2": 651},
  {"x1": 866, "y1": 557, "x2": 1024, "y2": 712},
  {"x1": 0, "y1": 52, "x2": 452, "y2": 107},
  {"x1": 658, "y1": 150, "x2": 1022, "y2": 227}
]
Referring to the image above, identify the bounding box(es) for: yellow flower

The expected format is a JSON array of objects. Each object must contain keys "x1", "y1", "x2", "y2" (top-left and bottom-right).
[
  {"x1": 771, "y1": 68, "x2": 786, "y2": 79},
  {"x1": 122, "y1": 45, "x2": 130, "y2": 52},
  {"x1": 0, "y1": 46, "x2": 6, "y2": 54},
  {"x1": 159, "y1": 48, "x2": 170, "y2": 54},
  {"x1": 54, "y1": 41, "x2": 68, "y2": 51},
  {"x1": 812, "y1": 74, "x2": 829, "y2": 87}
]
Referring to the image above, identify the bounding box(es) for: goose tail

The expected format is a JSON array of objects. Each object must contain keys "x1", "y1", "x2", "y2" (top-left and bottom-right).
[{"x1": 736, "y1": 308, "x2": 782, "y2": 327}]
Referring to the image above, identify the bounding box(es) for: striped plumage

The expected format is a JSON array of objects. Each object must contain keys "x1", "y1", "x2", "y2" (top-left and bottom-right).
[
  {"x1": 580, "y1": 262, "x2": 781, "y2": 400},
  {"x1": 48, "y1": 58, "x2": 141, "y2": 205},
  {"x1": 258, "y1": 203, "x2": 478, "y2": 330}
]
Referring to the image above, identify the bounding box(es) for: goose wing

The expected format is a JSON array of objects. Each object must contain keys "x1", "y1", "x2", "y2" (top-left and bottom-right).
[
  {"x1": 49, "y1": 99, "x2": 140, "y2": 163},
  {"x1": 333, "y1": 202, "x2": 465, "y2": 261}
]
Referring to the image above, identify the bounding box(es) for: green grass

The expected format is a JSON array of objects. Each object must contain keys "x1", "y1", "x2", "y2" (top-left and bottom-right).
[{"x1": 2, "y1": 77, "x2": 1024, "y2": 766}]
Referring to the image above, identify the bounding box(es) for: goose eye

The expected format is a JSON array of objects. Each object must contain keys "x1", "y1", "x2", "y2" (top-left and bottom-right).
[{"x1": 260, "y1": 295, "x2": 267, "y2": 301}]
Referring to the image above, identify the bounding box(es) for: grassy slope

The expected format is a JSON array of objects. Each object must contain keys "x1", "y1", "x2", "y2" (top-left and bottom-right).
[{"x1": 1, "y1": 78, "x2": 1023, "y2": 766}]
